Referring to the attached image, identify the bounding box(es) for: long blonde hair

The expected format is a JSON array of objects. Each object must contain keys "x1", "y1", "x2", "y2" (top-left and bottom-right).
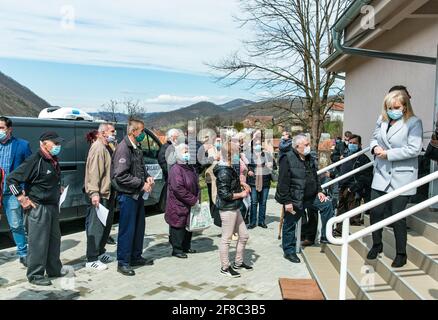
[{"x1": 381, "y1": 90, "x2": 415, "y2": 122}]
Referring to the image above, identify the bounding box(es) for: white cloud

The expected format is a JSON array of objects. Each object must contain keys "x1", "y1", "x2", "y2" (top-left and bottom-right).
[{"x1": 0, "y1": 0, "x2": 251, "y2": 74}]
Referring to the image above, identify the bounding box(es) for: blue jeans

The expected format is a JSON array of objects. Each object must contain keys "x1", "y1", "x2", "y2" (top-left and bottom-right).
[
  {"x1": 282, "y1": 196, "x2": 334, "y2": 255},
  {"x1": 282, "y1": 206, "x2": 304, "y2": 255},
  {"x1": 117, "y1": 194, "x2": 146, "y2": 266},
  {"x1": 249, "y1": 187, "x2": 270, "y2": 226},
  {"x1": 303, "y1": 197, "x2": 335, "y2": 241},
  {"x1": 2, "y1": 194, "x2": 27, "y2": 257}
]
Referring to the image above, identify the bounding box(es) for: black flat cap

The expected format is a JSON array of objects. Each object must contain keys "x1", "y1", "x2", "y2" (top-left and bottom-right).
[{"x1": 40, "y1": 131, "x2": 64, "y2": 143}]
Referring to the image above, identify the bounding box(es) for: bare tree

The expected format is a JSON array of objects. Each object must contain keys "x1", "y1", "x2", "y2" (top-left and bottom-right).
[
  {"x1": 100, "y1": 99, "x2": 120, "y2": 122},
  {"x1": 121, "y1": 98, "x2": 147, "y2": 121},
  {"x1": 210, "y1": 0, "x2": 349, "y2": 149}
]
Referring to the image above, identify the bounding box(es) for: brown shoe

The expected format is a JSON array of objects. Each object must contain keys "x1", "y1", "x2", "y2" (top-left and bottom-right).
[{"x1": 301, "y1": 240, "x2": 314, "y2": 247}]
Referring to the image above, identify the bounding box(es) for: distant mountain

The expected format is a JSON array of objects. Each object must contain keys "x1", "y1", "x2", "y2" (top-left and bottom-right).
[
  {"x1": 144, "y1": 101, "x2": 227, "y2": 128},
  {"x1": 220, "y1": 99, "x2": 254, "y2": 110},
  {"x1": 0, "y1": 70, "x2": 51, "y2": 116}
]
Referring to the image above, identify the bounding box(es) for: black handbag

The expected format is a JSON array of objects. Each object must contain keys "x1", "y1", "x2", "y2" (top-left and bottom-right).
[{"x1": 211, "y1": 204, "x2": 222, "y2": 227}]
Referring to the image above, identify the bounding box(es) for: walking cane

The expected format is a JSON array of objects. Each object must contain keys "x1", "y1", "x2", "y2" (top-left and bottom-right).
[{"x1": 278, "y1": 206, "x2": 284, "y2": 240}]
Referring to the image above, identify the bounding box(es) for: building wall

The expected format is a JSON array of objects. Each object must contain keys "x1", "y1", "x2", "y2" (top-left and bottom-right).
[{"x1": 343, "y1": 17, "x2": 438, "y2": 147}]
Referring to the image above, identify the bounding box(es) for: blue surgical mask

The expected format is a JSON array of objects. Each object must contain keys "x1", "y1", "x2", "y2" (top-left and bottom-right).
[
  {"x1": 182, "y1": 153, "x2": 190, "y2": 162},
  {"x1": 50, "y1": 145, "x2": 61, "y2": 156},
  {"x1": 215, "y1": 143, "x2": 222, "y2": 150},
  {"x1": 303, "y1": 146, "x2": 311, "y2": 156},
  {"x1": 0, "y1": 130, "x2": 6, "y2": 141},
  {"x1": 254, "y1": 144, "x2": 262, "y2": 152},
  {"x1": 387, "y1": 109, "x2": 404, "y2": 120},
  {"x1": 106, "y1": 135, "x2": 116, "y2": 143},
  {"x1": 348, "y1": 144, "x2": 359, "y2": 153}
]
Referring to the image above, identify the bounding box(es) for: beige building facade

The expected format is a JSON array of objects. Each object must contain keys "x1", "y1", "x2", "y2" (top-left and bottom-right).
[{"x1": 324, "y1": 0, "x2": 438, "y2": 147}]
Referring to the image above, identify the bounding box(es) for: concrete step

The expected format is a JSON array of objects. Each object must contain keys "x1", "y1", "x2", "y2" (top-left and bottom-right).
[
  {"x1": 324, "y1": 243, "x2": 403, "y2": 300},
  {"x1": 301, "y1": 245, "x2": 355, "y2": 300},
  {"x1": 364, "y1": 213, "x2": 438, "y2": 281},
  {"x1": 351, "y1": 234, "x2": 438, "y2": 300},
  {"x1": 383, "y1": 228, "x2": 438, "y2": 282},
  {"x1": 407, "y1": 208, "x2": 438, "y2": 245}
]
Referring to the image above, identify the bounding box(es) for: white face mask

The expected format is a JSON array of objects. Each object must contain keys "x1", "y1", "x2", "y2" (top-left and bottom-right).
[{"x1": 303, "y1": 146, "x2": 311, "y2": 156}]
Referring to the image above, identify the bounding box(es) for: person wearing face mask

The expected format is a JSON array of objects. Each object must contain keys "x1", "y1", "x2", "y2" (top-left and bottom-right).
[
  {"x1": 0, "y1": 116, "x2": 31, "y2": 267},
  {"x1": 334, "y1": 134, "x2": 373, "y2": 236},
  {"x1": 275, "y1": 134, "x2": 334, "y2": 263},
  {"x1": 165, "y1": 144, "x2": 200, "y2": 258},
  {"x1": 247, "y1": 131, "x2": 276, "y2": 229},
  {"x1": 214, "y1": 139, "x2": 252, "y2": 278},
  {"x1": 84, "y1": 123, "x2": 117, "y2": 271},
  {"x1": 7, "y1": 131, "x2": 68, "y2": 286},
  {"x1": 367, "y1": 90, "x2": 423, "y2": 268},
  {"x1": 111, "y1": 119, "x2": 155, "y2": 276},
  {"x1": 158, "y1": 128, "x2": 183, "y2": 182}
]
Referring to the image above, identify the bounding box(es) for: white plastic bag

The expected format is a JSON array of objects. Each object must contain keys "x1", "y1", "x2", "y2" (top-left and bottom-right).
[{"x1": 186, "y1": 202, "x2": 213, "y2": 232}]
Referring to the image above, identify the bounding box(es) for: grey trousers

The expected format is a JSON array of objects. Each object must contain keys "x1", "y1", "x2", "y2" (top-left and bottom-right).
[
  {"x1": 85, "y1": 194, "x2": 115, "y2": 262},
  {"x1": 25, "y1": 204, "x2": 62, "y2": 281}
]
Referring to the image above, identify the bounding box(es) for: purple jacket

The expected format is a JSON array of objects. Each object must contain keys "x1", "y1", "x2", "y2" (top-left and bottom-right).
[{"x1": 165, "y1": 164, "x2": 200, "y2": 228}]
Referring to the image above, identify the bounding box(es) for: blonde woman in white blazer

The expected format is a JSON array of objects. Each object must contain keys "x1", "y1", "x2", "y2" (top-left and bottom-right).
[{"x1": 367, "y1": 90, "x2": 423, "y2": 268}]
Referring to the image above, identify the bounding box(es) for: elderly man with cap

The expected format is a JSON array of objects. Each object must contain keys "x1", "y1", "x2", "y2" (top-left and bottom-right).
[{"x1": 7, "y1": 131, "x2": 67, "y2": 286}]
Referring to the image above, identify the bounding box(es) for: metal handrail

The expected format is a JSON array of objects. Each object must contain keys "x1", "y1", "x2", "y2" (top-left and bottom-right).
[
  {"x1": 317, "y1": 147, "x2": 371, "y2": 175},
  {"x1": 321, "y1": 161, "x2": 374, "y2": 189},
  {"x1": 325, "y1": 169, "x2": 438, "y2": 299}
]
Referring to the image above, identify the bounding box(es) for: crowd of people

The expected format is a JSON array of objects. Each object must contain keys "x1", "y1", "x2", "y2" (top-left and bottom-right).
[{"x1": 0, "y1": 84, "x2": 428, "y2": 285}]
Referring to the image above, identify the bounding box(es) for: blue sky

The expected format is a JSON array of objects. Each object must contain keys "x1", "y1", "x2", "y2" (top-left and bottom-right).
[{"x1": 0, "y1": 0, "x2": 261, "y2": 113}]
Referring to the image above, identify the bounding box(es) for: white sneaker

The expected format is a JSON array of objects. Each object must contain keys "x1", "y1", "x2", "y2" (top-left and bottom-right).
[
  {"x1": 98, "y1": 253, "x2": 115, "y2": 264},
  {"x1": 86, "y1": 261, "x2": 108, "y2": 271}
]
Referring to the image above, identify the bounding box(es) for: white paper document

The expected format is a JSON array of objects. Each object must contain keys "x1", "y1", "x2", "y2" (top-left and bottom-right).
[
  {"x1": 59, "y1": 185, "x2": 69, "y2": 209},
  {"x1": 96, "y1": 204, "x2": 109, "y2": 226},
  {"x1": 243, "y1": 195, "x2": 251, "y2": 209}
]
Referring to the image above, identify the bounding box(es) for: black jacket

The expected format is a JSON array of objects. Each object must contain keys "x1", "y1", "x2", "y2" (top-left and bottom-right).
[
  {"x1": 213, "y1": 164, "x2": 242, "y2": 211},
  {"x1": 247, "y1": 152, "x2": 276, "y2": 188},
  {"x1": 7, "y1": 151, "x2": 61, "y2": 205},
  {"x1": 275, "y1": 149, "x2": 322, "y2": 210},
  {"x1": 111, "y1": 136, "x2": 150, "y2": 196},
  {"x1": 158, "y1": 140, "x2": 172, "y2": 180},
  {"x1": 339, "y1": 151, "x2": 373, "y2": 195},
  {"x1": 331, "y1": 141, "x2": 348, "y2": 163}
]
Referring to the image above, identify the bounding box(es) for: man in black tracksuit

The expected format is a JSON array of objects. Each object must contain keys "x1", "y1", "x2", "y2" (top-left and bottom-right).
[
  {"x1": 7, "y1": 131, "x2": 65, "y2": 286},
  {"x1": 335, "y1": 134, "x2": 373, "y2": 235},
  {"x1": 276, "y1": 134, "x2": 334, "y2": 263},
  {"x1": 111, "y1": 119, "x2": 155, "y2": 276}
]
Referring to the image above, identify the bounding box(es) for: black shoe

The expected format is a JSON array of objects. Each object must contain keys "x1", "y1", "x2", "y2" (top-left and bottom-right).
[
  {"x1": 284, "y1": 253, "x2": 301, "y2": 263},
  {"x1": 131, "y1": 257, "x2": 154, "y2": 266},
  {"x1": 183, "y1": 249, "x2": 197, "y2": 254},
  {"x1": 106, "y1": 236, "x2": 116, "y2": 245},
  {"x1": 232, "y1": 262, "x2": 253, "y2": 270},
  {"x1": 258, "y1": 223, "x2": 268, "y2": 229},
  {"x1": 117, "y1": 265, "x2": 135, "y2": 276},
  {"x1": 220, "y1": 266, "x2": 241, "y2": 278},
  {"x1": 366, "y1": 244, "x2": 383, "y2": 260},
  {"x1": 248, "y1": 225, "x2": 256, "y2": 229},
  {"x1": 320, "y1": 237, "x2": 329, "y2": 244},
  {"x1": 29, "y1": 277, "x2": 52, "y2": 286},
  {"x1": 172, "y1": 253, "x2": 188, "y2": 259},
  {"x1": 19, "y1": 256, "x2": 27, "y2": 267},
  {"x1": 391, "y1": 254, "x2": 407, "y2": 268}
]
